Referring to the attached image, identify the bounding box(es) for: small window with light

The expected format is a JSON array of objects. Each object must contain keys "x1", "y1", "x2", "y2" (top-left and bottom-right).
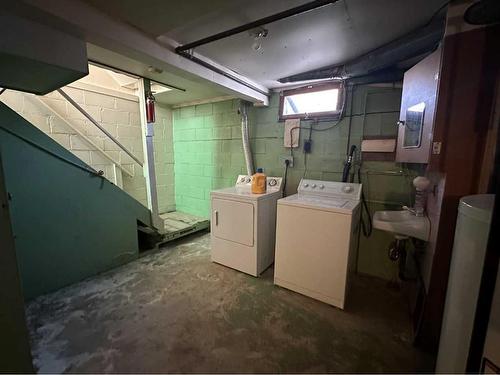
[{"x1": 279, "y1": 83, "x2": 343, "y2": 120}]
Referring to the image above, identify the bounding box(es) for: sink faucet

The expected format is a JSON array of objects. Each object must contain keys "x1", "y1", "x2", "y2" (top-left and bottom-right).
[{"x1": 403, "y1": 176, "x2": 430, "y2": 217}]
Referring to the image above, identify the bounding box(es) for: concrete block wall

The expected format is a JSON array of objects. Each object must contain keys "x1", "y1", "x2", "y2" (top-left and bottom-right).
[
  {"x1": 173, "y1": 85, "x2": 421, "y2": 280},
  {"x1": 154, "y1": 104, "x2": 175, "y2": 213},
  {"x1": 173, "y1": 100, "x2": 242, "y2": 217},
  {"x1": 1, "y1": 88, "x2": 175, "y2": 213}
]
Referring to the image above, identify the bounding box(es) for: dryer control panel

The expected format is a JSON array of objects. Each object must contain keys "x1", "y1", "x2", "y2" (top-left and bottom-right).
[
  {"x1": 298, "y1": 179, "x2": 362, "y2": 201},
  {"x1": 236, "y1": 175, "x2": 283, "y2": 192}
]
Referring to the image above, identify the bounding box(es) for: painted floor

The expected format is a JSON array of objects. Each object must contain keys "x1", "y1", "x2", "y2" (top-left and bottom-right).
[{"x1": 26, "y1": 232, "x2": 433, "y2": 373}]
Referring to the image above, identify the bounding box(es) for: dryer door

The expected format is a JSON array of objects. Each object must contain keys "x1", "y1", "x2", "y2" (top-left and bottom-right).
[{"x1": 212, "y1": 198, "x2": 254, "y2": 246}]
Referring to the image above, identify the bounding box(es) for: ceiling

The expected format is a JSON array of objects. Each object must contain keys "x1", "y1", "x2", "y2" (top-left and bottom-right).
[
  {"x1": 86, "y1": 44, "x2": 231, "y2": 106},
  {"x1": 83, "y1": 0, "x2": 447, "y2": 88}
]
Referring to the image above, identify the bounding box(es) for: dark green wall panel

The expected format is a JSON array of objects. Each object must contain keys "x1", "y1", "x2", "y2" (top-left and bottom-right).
[{"x1": 0, "y1": 103, "x2": 151, "y2": 300}]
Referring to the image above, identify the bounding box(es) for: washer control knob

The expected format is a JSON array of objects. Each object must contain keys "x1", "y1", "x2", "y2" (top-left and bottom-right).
[
  {"x1": 245, "y1": 178, "x2": 251, "y2": 183},
  {"x1": 240, "y1": 177, "x2": 246, "y2": 182},
  {"x1": 343, "y1": 185, "x2": 353, "y2": 193},
  {"x1": 319, "y1": 184, "x2": 325, "y2": 189},
  {"x1": 269, "y1": 178, "x2": 277, "y2": 187},
  {"x1": 311, "y1": 183, "x2": 317, "y2": 188},
  {"x1": 304, "y1": 183, "x2": 309, "y2": 188}
]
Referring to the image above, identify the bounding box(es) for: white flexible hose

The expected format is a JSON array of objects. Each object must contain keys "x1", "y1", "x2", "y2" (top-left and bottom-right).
[{"x1": 240, "y1": 102, "x2": 254, "y2": 176}]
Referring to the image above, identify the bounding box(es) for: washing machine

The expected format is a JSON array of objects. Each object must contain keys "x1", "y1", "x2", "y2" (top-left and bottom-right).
[
  {"x1": 274, "y1": 179, "x2": 361, "y2": 309},
  {"x1": 210, "y1": 175, "x2": 283, "y2": 276}
]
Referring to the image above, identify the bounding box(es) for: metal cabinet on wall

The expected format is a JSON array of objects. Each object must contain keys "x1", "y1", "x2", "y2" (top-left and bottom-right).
[{"x1": 396, "y1": 47, "x2": 441, "y2": 163}]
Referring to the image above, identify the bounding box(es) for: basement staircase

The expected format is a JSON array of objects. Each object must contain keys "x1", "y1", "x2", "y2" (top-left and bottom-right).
[{"x1": 0, "y1": 102, "x2": 181, "y2": 300}]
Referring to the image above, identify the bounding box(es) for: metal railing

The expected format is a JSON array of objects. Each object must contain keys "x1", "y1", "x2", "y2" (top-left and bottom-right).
[
  {"x1": 57, "y1": 88, "x2": 143, "y2": 167},
  {"x1": 36, "y1": 95, "x2": 134, "y2": 178}
]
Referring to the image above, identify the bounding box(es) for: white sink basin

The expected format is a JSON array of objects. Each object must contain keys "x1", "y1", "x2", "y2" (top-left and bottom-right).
[{"x1": 373, "y1": 210, "x2": 430, "y2": 241}]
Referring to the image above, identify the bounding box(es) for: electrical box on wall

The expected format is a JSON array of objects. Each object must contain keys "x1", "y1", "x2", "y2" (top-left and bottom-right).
[
  {"x1": 396, "y1": 47, "x2": 441, "y2": 163},
  {"x1": 0, "y1": 12, "x2": 88, "y2": 95}
]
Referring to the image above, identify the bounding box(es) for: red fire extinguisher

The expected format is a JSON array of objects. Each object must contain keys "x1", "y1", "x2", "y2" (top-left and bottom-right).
[{"x1": 146, "y1": 91, "x2": 156, "y2": 123}]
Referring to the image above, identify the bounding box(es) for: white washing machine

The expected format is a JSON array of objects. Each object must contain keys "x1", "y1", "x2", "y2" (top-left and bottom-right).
[
  {"x1": 274, "y1": 179, "x2": 361, "y2": 309},
  {"x1": 210, "y1": 175, "x2": 283, "y2": 276}
]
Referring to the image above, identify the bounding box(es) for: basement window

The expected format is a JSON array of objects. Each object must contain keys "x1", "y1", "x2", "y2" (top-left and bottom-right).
[{"x1": 279, "y1": 83, "x2": 343, "y2": 120}]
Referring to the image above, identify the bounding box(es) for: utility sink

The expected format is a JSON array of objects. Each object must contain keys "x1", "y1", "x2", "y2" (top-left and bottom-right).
[{"x1": 373, "y1": 210, "x2": 430, "y2": 241}]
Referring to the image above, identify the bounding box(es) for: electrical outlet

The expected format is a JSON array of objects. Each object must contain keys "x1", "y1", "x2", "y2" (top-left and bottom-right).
[
  {"x1": 304, "y1": 139, "x2": 312, "y2": 153},
  {"x1": 280, "y1": 155, "x2": 294, "y2": 168}
]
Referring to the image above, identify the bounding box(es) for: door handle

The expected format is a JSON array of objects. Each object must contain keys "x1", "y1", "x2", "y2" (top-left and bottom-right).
[{"x1": 214, "y1": 210, "x2": 218, "y2": 226}]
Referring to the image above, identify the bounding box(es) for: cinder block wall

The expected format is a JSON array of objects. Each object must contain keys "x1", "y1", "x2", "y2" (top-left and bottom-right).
[
  {"x1": 154, "y1": 104, "x2": 175, "y2": 213},
  {"x1": 173, "y1": 85, "x2": 422, "y2": 280},
  {"x1": 1, "y1": 88, "x2": 175, "y2": 213},
  {"x1": 173, "y1": 100, "x2": 242, "y2": 217}
]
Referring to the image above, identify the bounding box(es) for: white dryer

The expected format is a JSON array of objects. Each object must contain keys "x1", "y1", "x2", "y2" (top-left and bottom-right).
[
  {"x1": 274, "y1": 179, "x2": 361, "y2": 309},
  {"x1": 210, "y1": 175, "x2": 283, "y2": 276}
]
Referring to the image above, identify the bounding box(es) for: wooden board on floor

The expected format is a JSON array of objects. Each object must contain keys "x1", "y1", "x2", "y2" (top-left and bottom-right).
[{"x1": 159, "y1": 211, "x2": 209, "y2": 243}]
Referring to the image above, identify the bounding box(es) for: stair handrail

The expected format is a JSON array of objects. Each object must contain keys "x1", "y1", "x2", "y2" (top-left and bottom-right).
[
  {"x1": 35, "y1": 96, "x2": 134, "y2": 178},
  {"x1": 57, "y1": 88, "x2": 143, "y2": 167}
]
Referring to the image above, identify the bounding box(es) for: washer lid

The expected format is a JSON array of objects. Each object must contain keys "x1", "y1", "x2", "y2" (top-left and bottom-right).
[
  {"x1": 278, "y1": 194, "x2": 359, "y2": 214},
  {"x1": 459, "y1": 194, "x2": 495, "y2": 223}
]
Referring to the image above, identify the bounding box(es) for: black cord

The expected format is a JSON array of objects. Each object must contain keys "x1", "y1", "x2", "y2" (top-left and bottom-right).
[
  {"x1": 357, "y1": 166, "x2": 373, "y2": 237},
  {"x1": 282, "y1": 159, "x2": 290, "y2": 197}
]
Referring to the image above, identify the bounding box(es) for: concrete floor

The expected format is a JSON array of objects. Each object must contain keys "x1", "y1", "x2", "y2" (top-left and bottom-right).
[{"x1": 26, "y1": 232, "x2": 433, "y2": 373}]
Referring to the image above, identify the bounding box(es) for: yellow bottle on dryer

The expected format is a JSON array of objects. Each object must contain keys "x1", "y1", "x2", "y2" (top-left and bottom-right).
[{"x1": 251, "y1": 168, "x2": 267, "y2": 194}]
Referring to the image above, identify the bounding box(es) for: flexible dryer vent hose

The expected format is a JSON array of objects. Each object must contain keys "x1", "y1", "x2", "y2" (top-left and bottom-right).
[{"x1": 239, "y1": 102, "x2": 254, "y2": 176}]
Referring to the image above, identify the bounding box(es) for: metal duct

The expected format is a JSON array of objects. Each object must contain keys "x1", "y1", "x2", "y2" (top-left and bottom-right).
[
  {"x1": 239, "y1": 102, "x2": 254, "y2": 176},
  {"x1": 278, "y1": 12, "x2": 446, "y2": 84}
]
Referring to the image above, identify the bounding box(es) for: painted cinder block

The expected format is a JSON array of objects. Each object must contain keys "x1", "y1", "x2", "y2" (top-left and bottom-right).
[
  {"x1": 196, "y1": 128, "x2": 212, "y2": 140},
  {"x1": 116, "y1": 124, "x2": 141, "y2": 139},
  {"x1": 72, "y1": 150, "x2": 91, "y2": 164},
  {"x1": 52, "y1": 133, "x2": 71, "y2": 149},
  {"x1": 1, "y1": 90, "x2": 24, "y2": 112},
  {"x1": 90, "y1": 150, "x2": 112, "y2": 165},
  {"x1": 61, "y1": 87, "x2": 85, "y2": 104},
  {"x1": 176, "y1": 116, "x2": 201, "y2": 130},
  {"x1": 203, "y1": 113, "x2": 223, "y2": 128},
  {"x1": 50, "y1": 116, "x2": 80, "y2": 135},
  {"x1": 180, "y1": 106, "x2": 195, "y2": 118},
  {"x1": 69, "y1": 134, "x2": 92, "y2": 150},
  {"x1": 115, "y1": 98, "x2": 139, "y2": 112},
  {"x1": 22, "y1": 113, "x2": 50, "y2": 133},
  {"x1": 129, "y1": 111, "x2": 140, "y2": 126},
  {"x1": 195, "y1": 103, "x2": 213, "y2": 116},
  {"x1": 213, "y1": 100, "x2": 233, "y2": 114},
  {"x1": 23, "y1": 95, "x2": 54, "y2": 116},
  {"x1": 40, "y1": 97, "x2": 68, "y2": 116},
  {"x1": 101, "y1": 108, "x2": 129, "y2": 125},
  {"x1": 84, "y1": 91, "x2": 115, "y2": 109},
  {"x1": 67, "y1": 104, "x2": 101, "y2": 122}
]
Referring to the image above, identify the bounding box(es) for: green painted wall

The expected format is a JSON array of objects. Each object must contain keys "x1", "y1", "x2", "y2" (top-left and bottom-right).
[
  {"x1": 0, "y1": 103, "x2": 152, "y2": 300},
  {"x1": 0, "y1": 155, "x2": 33, "y2": 372},
  {"x1": 173, "y1": 86, "x2": 422, "y2": 280},
  {"x1": 174, "y1": 100, "x2": 242, "y2": 217}
]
